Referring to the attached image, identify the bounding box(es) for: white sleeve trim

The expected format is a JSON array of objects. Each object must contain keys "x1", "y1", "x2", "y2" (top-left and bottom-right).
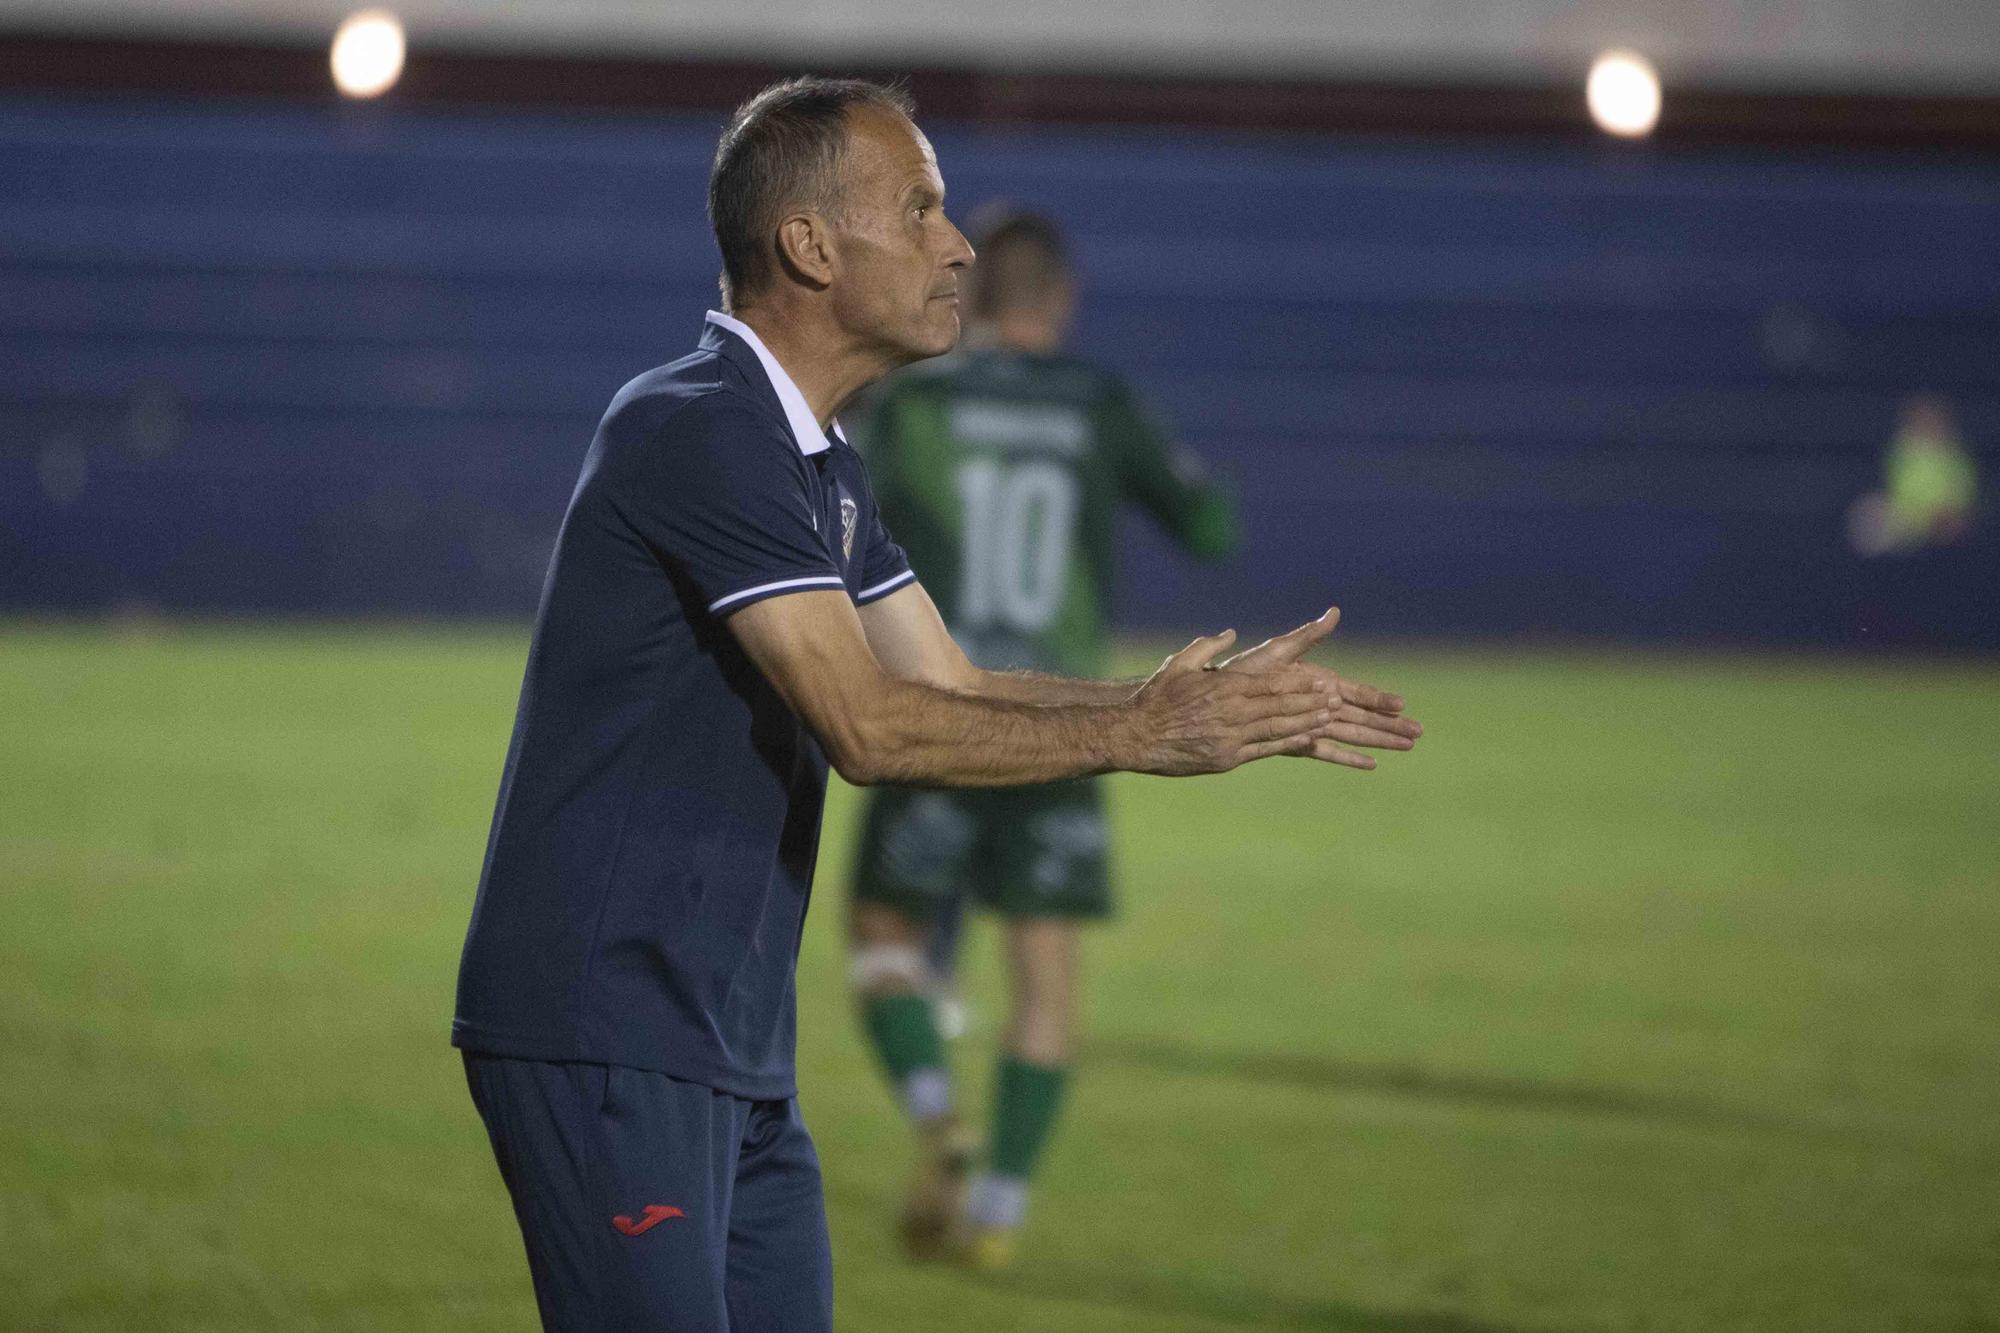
[
  {"x1": 855, "y1": 570, "x2": 917, "y2": 603},
  {"x1": 707, "y1": 574, "x2": 847, "y2": 614}
]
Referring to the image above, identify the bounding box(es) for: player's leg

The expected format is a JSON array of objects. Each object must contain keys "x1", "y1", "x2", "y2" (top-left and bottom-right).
[
  {"x1": 849, "y1": 789, "x2": 974, "y2": 1122},
  {"x1": 999, "y1": 915, "x2": 1078, "y2": 1066},
  {"x1": 846, "y1": 789, "x2": 980, "y2": 1254},
  {"x1": 723, "y1": 1097, "x2": 833, "y2": 1333},
  {"x1": 461, "y1": 1054, "x2": 735, "y2": 1332},
  {"x1": 923, "y1": 890, "x2": 972, "y2": 1040},
  {"x1": 957, "y1": 786, "x2": 1110, "y2": 1268},
  {"x1": 957, "y1": 916, "x2": 1077, "y2": 1267},
  {"x1": 848, "y1": 898, "x2": 951, "y2": 1126}
]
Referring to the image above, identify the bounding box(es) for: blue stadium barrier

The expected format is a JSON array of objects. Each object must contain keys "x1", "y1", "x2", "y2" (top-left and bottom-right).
[{"x1": 2, "y1": 94, "x2": 1994, "y2": 646}]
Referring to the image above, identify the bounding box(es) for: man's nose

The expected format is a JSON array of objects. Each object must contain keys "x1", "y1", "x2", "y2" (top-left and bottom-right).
[{"x1": 944, "y1": 220, "x2": 975, "y2": 269}]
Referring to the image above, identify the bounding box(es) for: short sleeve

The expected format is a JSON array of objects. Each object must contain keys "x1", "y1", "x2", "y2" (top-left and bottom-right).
[
  {"x1": 609, "y1": 395, "x2": 846, "y2": 616},
  {"x1": 849, "y1": 447, "x2": 915, "y2": 605}
]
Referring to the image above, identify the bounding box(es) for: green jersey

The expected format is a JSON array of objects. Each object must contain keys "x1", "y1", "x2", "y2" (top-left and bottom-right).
[
  {"x1": 1886, "y1": 430, "x2": 1977, "y2": 531},
  {"x1": 854, "y1": 345, "x2": 1237, "y2": 679}
]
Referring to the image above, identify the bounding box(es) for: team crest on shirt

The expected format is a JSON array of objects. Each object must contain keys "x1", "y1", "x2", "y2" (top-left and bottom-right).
[{"x1": 839, "y1": 493, "x2": 859, "y2": 563}]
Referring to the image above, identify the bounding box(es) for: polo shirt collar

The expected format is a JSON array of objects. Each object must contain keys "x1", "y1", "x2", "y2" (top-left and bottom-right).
[{"x1": 704, "y1": 310, "x2": 842, "y2": 456}]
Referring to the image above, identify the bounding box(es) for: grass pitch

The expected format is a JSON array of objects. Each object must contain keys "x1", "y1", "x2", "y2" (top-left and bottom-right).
[{"x1": 2, "y1": 624, "x2": 1997, "y2": 1332}]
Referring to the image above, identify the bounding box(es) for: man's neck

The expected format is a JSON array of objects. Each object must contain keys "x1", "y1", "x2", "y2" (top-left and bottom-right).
[{"x1": 727, "y1": 300, "x2": 893, "y2": 429}]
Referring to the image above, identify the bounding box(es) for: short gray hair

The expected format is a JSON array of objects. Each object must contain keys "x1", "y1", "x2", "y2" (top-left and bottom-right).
[{"x1": 707, "y1": 76, "x2": 916, "y2": 307}]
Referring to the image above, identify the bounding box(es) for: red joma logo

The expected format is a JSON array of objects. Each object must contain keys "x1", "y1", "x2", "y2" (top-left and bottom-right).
[{"x1": 612, "y1": 1205, "x2": 685, "y2": 1236}]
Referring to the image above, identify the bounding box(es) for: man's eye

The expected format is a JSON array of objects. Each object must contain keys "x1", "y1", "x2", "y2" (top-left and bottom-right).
[{"x1": 913, "y1": 205, "x2": 930, "y2": 220}]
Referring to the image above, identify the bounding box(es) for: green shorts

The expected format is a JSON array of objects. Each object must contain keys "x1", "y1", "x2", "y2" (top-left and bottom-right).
[{"x1": 850, "y1": 780, "x2": 1112, "y2": 921}]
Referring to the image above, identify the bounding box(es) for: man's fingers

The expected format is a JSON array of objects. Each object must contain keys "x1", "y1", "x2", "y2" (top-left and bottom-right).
[
  {"x1": 1238, "y1": 733, "x2": 1320, "y2": 763},
  {"x1": 1280, "y1": 606, "x2": 1339, "y2": 646},
  {"x1": 1275, "y1": 690, "x2": 1333, "y2": 719},
  {"x1": 1338, "y1": 676, "x2": 1405, "y2": 714},
  {"x1": 1250, "y1": 705, "x2": 1333, "y2": 743},
  {"x1": 1166, "y1": 629, "x2": 1238, "y2": 674},
  {"x1": 1324, "y1": 720, "x2": 1419, "y2": 751},
  {"x1": 1332, "y1": 705, "x2": 1423, "y2": 741},
  {"x1": 1250, "y1": 607, "x2": 1342, "y2": 667},
  {"x1": 1242, "y1": 665, "x2": 1332, "y2": 700},
  {"x1": 1296, "y1": 737, "x2": 1378, "y2": 769},
  {"x1": 1270, "y1": 663, "x2": 1405, "y2": 716},
  {"x1": 1226, "y1": 690, "x2": 1326, "y2": 729},
  {"x1": 1219, "y1": 674, "x2": 1329, "y2": 709},
  {"x1": 1240, "y1": 724, "x2": 1388, "y2": 768}
]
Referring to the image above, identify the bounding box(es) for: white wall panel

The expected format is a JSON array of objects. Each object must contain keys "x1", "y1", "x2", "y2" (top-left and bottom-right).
[{"x1": 5, "y1": 0, "x2": 1998, "y2": 93}]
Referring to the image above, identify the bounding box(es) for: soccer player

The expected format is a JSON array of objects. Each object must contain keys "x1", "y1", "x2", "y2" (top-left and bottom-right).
[
  {"x1": 843, "y1": 209, "x2": 1241, "y2": 1268},
  {"x1": 1847, "y1": 394, "x2": 1979, "y2": 555},
  {"x1": 453, "y1": 76, "x2": 1421, "y2": 1333}
]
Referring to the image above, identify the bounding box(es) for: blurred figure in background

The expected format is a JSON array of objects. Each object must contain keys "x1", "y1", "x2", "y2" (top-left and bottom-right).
[
  {"x1": 1848, "y1": 394, "x2": 1979, "y2": 555},
  {"x1": 845, "y1": 208, "x2": 1239, "y2": 1268}
]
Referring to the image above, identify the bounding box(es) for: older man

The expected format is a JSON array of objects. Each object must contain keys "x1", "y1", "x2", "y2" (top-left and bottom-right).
[{"x1": 453, "y1": 77, "x2": 1419, "y2": 1332}]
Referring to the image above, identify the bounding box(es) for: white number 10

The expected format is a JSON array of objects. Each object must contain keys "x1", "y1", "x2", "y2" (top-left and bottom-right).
[{"x1": 955, "y1": 458, "x2": 1079, "y2": 633}]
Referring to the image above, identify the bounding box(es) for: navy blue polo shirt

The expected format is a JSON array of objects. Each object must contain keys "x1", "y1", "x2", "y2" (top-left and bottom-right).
[{"x1": 452, "y1": 312, "x2": 916, "y2": 1100}]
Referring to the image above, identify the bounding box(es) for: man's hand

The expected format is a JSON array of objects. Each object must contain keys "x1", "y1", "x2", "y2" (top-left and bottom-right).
[
  {"x1": 1217, "y1": 608, "x2": 1422, "y2": 770},
  {"x1": 1124, "y1": 630, "x2": 1337, "y2": 776}
]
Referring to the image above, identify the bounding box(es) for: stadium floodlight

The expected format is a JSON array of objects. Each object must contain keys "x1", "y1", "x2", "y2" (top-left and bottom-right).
[
  {"x1": 330, "y1": 9, "x2": 406, "y2": 99},
  {"x1": 1586, "y1": 49, "x2": 1662, "y2": 138}
]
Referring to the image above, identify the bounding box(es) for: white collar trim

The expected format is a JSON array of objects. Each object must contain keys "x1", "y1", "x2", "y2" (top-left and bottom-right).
[{"x1": 705, "y1": 310, "x2": 841, "y2": 456}]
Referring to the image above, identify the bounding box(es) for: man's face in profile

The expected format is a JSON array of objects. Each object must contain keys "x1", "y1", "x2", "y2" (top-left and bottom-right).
[{"x1": 829, "y1": 105, "x2": 975, "y2": 364}]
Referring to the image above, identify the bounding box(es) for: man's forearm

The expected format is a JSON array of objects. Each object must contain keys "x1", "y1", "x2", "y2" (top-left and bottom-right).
[
  {"x1": 734, "y1": 592, "x2": 1339, "y2": 787},
  {"x1": 841, "y1": 675, "x2": 1138, "y2": 788},
  {"x1": 969, "y1": 668, "x2": 1141, "y2": 707}
]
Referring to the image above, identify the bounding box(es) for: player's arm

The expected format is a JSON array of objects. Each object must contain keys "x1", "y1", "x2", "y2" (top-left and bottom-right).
[
  {"x1": 725, "y1": 588, "x2": 1335, "y2": 787},
  {"x1": 854, "y1": 580, "x2": 1140, "y2": 705},
  {"x1": 1106, "y1": 384, "x2": 1239, "y2": 558}
]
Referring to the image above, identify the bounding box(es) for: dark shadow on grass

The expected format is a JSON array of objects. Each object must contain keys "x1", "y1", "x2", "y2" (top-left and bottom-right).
[
  {"x1": 985, "y1": 1257, "x2": 1577, "y2": 1332},
  {"x1": 1089, "y1": 1036, "x2": 1812, "y2": 1136}
]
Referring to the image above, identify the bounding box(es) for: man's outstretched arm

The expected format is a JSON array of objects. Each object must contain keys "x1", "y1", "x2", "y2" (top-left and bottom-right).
[
  {"x1": 851, "y1": 582, "x2": 1422, "y2": 762},
  {"x1": 851, "y1": 581, "x2": 1139, "y2": 706},
  {"x1": 726, "y1": 588, "x2": 1336, "y2": 788}
]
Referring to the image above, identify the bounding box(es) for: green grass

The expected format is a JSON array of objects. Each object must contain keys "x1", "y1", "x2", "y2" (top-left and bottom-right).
[{"x1": 3, "y1": 624, "x2": 1997, "y2": 1332}]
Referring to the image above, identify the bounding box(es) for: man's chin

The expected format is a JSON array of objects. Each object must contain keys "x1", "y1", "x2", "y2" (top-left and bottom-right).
[
  {"x1": 894, "y1": 318, "x2": 961, "y2": 364},
  {"x1": 926, "y1": 311, "x2": 964, "y2": 356}
]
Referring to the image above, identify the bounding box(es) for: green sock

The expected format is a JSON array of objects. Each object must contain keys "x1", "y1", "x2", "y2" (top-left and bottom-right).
[
  {"x1": 989, "y1": 1056, "x2": 1069, "y2": 1180},
  {"x1": 861, "y1": 993, "x2": 944, "y2": 1085}
]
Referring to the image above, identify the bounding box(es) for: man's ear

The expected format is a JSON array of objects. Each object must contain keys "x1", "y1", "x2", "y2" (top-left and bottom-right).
[{"x1": 775, "y1": 211, "x2": 836, "y2": 289}]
